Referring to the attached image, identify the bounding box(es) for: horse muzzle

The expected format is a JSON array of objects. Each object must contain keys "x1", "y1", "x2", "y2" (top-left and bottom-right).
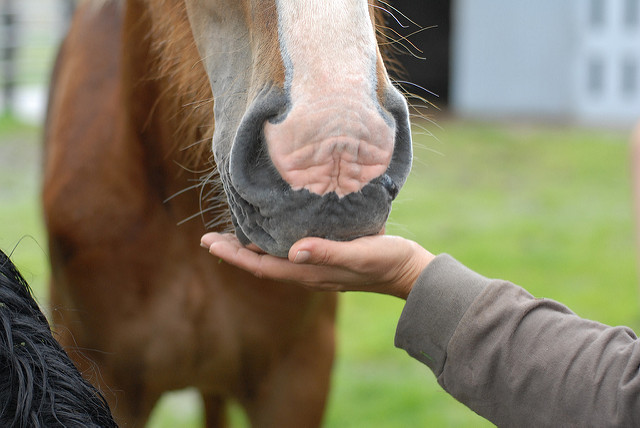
[{"x1": 220, "y1": 84, "x2": 412, "y2": 257}]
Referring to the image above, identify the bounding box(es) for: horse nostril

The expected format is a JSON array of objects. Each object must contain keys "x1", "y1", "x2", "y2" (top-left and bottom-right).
[{"x1": 380, "y1": 174, "x2": 399, "y2": 200}]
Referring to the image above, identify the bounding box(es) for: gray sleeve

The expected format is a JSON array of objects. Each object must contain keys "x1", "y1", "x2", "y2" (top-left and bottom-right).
[
  {"x1": 394, "y1": 254, "x2": 490, "y2": 373},
  {"x1": 395, "y1": 254, "x2": 640, "y2": 427}
]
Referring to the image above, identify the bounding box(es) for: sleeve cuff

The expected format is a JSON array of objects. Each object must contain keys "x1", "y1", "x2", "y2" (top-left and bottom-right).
[{"x1": 394, "y1": 254, "x2": 491, "y2": 375}]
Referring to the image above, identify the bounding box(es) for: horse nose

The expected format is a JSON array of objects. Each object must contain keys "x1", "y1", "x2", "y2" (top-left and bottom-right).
[
  {"x1": 380, "y1": 174, "x2": 399, "y2": 200},
  {"x1": 263, "y1": 97, "x2": 396, "y2": 198}
]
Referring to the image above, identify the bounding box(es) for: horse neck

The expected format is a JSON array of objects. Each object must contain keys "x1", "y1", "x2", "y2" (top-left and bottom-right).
[
  {"x1": 112, "y1": 0, "x2": 230, "y2": 230},
  {"x1": 121, "y1": 0, "x2": 214, "y2": 176}
]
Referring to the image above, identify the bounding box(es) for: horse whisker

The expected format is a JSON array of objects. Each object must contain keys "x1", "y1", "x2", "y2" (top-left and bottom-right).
[
  {"x1": 163, "y1": 182, "x2": 203, "y2": 203},
  {"x1": 376, "y1": 0, "x2": 423, "y2": 28},
  {"x1": 370, "y1": 4, "x2": 409, "y2": 29}
]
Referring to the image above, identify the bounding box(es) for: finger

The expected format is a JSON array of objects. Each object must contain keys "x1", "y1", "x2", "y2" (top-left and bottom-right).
[
  {"x1": 205, "y1": 234, "x2": 319, "y2": 283},
  {"x1": 202, "y1": 233, "x2": 261, "y2": 270},
  {"x1": 245, "y1": 243, "x2": 266, "y2": 254},
  {"x1": 288, "y1": 237, "x2": 338, "y2": 265},
  {"x1": 207, "y1": 237, "x2": 278, "y2": 277},
  {"x1": 201, "y1": 232, "x2": 233, "y2": 248},
  {"x1": 289, "y1": 235, "x2": 387, "y2": 267}
]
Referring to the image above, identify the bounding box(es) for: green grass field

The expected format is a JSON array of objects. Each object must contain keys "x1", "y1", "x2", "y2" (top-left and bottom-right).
[{"x1": 1, "y1": 115, "x2": 637, "y2": 427}]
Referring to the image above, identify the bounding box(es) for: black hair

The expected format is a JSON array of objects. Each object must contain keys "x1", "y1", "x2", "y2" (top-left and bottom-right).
[{"x1": 0, "y1": 249, "x2": 117, "y2": 427}]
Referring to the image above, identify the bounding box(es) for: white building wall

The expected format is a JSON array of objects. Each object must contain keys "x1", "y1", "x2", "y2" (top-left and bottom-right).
[
  {"x1": 451, "y1": 0, "x2": 640, "y2": 126},
  {"x1": 575, "y1": 0, "x2": 640, "y2": 125},
  {"x1": 452, "y1": 0, "x2": 577, "y2": 119}
]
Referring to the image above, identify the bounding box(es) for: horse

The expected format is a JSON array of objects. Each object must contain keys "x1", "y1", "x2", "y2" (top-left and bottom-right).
[
  {"x1": 0, "y1": 248, "x2": 117, "y2": 427},
  {"x1": 42, "y1": 0, "x2": 413, "y2": 426}
]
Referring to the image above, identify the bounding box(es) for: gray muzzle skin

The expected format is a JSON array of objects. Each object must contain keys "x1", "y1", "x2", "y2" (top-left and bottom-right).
[{"x1": 218, "y1": 84, "x2": 412, "y2": 257}]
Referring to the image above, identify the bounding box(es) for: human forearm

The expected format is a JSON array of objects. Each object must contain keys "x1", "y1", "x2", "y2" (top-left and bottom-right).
[
  {"x1": 396, "y1": 257, "x2": 640, "y2": 426},
  {"x1": 394, "y1": 254, "x2": 490, "y2": 372}
]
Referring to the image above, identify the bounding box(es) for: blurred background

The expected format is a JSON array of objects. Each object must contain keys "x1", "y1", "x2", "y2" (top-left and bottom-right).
[{"x1": 1, "y1": 0, "x2": 639, "y2": 426}]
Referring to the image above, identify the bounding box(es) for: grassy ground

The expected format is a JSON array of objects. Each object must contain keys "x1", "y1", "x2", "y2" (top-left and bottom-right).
[
  {"x1": 0, "y1": 117, "x2": 48, "y2": 296},
  {"x1": 0, "y1": 114, "x2": 637, "y2": 427}
]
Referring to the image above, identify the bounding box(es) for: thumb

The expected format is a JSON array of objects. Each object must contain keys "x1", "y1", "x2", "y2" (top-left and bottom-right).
[{"x1": 288, "y1": 237, "x2": 343, "y2": 265}]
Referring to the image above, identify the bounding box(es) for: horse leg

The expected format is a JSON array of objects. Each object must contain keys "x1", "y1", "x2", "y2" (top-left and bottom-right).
[
  {"x1": 51, "y1": 339, "x2": 161, "y2": 427},
  {"x1": 49, "y1": 283, "x2": 161, "y2": 427},
  {"x1": 201, "y1": 393, "x2": 229, "y2": 428},
  {"x1": 240, "y1": 316, "x2": 336, "y2": 428},
  {"x1": 105, "y1": 379, "x2": 161, "y2": 427},
  {"x1": 71, "y1": 354, "x2": 161, "y2": 427}
]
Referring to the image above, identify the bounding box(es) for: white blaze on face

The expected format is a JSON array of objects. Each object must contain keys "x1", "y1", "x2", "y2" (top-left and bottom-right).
[{"x1": 264, "y1": 0, "x2": 396, "y2": 198}]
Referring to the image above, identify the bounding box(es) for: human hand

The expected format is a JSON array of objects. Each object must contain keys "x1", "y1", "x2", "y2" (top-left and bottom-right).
[{"x1": 200, "y1": 233, "x2": 434, "y2": 299}]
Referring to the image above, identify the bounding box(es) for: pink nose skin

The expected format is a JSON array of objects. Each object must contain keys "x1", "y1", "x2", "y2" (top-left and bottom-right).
[{"x1": 264, "y1": 95, "x2": 395, "y2": 198}]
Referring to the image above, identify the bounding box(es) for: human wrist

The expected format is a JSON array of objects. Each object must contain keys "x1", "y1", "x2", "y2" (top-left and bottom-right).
[{"x1": 393, "y1": 244, "x2": 435, "y2": 300}]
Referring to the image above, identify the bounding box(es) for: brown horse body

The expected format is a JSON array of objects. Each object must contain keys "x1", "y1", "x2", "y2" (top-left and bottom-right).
[
  {"x1": 44, "y1": 2, "x2": 336, "y2": 425},
  {"x1": 44, "y1": 0, "x2": 411, "y2": 426}
]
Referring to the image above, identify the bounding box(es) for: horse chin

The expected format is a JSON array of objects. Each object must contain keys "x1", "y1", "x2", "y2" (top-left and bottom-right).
[{"x1": 228, "y1": 175, "x2": 397, "y2": 257}]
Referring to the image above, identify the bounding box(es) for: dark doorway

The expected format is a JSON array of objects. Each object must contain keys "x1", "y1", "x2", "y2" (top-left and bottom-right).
[{"x1": 386, "y1": 1, "x2": 452, "y2": 106}]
